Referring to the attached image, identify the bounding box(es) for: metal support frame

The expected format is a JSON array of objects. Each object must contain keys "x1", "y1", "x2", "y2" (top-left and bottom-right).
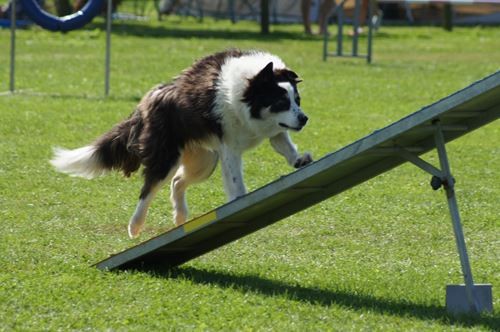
[
  {"x1": 323, "y1": 0, "x2": 373, "y2": 63},
  {"x1": 4, "y1": 1, "x2": 112, "y2": 97},
  {"x1": 397, "y1": 120, "x2": 492, "y2": 314}
]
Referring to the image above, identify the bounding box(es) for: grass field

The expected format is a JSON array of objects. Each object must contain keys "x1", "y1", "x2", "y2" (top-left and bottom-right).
[{"x1": 0, "y1": 13, "x2": 499, "y2": 331}]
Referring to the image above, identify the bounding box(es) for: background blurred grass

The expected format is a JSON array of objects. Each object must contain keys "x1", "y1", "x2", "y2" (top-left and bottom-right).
[{"x1": 0, "y1": 15, "x2": 499, "y2": 330}]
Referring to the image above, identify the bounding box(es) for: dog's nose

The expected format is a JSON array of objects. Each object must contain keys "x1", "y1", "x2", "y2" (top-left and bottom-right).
[{"x1": 298, "y1": 113, "x2": 308, "y2": 126}]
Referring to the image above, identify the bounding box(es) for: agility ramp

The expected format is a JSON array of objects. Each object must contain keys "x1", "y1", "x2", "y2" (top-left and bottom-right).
[{"x1": 95, "y1": 71, "x2": 499, "y2": 314}]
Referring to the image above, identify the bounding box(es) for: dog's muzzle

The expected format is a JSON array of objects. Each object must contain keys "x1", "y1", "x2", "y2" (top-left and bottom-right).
[
  {"x1": 279, "y1": 112, "x2": 309, "y2": 131},
  {"x1": 298, "y1": 113, "x2": 308, "y2": 127}
]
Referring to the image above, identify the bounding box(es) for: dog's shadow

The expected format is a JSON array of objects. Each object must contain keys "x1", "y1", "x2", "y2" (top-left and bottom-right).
[{"x1": 140, "y1": 265, "x2": 497, "y2": 329}]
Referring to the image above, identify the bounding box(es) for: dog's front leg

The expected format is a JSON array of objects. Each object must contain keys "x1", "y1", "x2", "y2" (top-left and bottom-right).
[
  {"x1": 219, "y1": 145, "x2": 246, "y2": 201},
  {"x1": 270, "y1": 132, "x2": 313, "y2": 168}
]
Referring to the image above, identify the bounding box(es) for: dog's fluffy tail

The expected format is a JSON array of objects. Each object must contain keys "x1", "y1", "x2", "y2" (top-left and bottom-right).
[
  {"x1": 51, "y1": 145, "x2": 106, "y2": 179},
  {"x1": 50, "y1": 114, "x2": 142, "y2": 179}
]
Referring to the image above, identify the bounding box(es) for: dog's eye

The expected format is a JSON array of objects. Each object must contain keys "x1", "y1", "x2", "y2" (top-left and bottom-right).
[
  {"x1": 271, "y1": 97, "x2": 291, "y2": 112},
  {"x1": 295, "y1": 96, "x2": 301, "y2": 106}
]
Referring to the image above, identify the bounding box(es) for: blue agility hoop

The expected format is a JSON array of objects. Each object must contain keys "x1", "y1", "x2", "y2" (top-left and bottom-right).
[{"x1": 20, "y1": 0, "x2": 104, "y2": 32}]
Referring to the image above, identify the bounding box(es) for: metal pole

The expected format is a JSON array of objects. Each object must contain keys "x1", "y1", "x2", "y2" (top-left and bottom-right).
[
  {"x1": 433, "y1": 121, "x2": 478, "y2": 312},
  {"x1": 105, "y1": 0, "x2": 112, "y2": 96},
  {"x1": 228, "y1": 0, "x2": 235, "y2": 23},
  {"x1": 323, "y1": 26, "x2": 328, "y2": 61},
  {"x1": 260, "y1": 0, "x2": 269, "y2": 34},
  {"x1": 10, "y1": 0, "x2": 17, "y2": 93},
  {"x1": 367, "y1": 0, "x2": 373, "y2": 64},
  {"x1": 352, "y1": 0, "x2": 360, "y2": 56},
  {"x1": 443, "y1": 3, "x2": 453, "y2": 31},
  {"x1": 337, "y1": 2, "x2": 343, "y2": 56}
]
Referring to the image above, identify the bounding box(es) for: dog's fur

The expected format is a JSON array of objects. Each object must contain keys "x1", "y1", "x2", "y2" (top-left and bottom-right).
[{"x1": 50, "y1": 49, "x2": 312, "y2": 238}]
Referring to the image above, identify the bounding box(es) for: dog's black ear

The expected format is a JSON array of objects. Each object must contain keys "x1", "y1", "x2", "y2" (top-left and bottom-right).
[
  {"x1": 286, "y1": 70, "x2": 302, "y2": 84},
  {"x1": 274, "y1": 69, "x2": 302, "y2": 84},
  {"x1": 254, "y1": 62, "x2": 275, "y2": 84}
]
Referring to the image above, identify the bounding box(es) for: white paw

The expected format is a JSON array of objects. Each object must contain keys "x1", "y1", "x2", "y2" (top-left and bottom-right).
[
  {"x1": 294, "y1": 152, "x2": 313, "y2": 168},
  {"x1": 173, "y1": 212, "x2": 187, "y2": 227},
  {"x1": 128, "y1": 216, "x2": 145, "y2": 239}
]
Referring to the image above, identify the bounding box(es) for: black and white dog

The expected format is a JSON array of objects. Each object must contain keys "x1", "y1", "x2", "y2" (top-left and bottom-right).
[{"x1": 50, "y1": 49, "x2": 312, "y2": 238}]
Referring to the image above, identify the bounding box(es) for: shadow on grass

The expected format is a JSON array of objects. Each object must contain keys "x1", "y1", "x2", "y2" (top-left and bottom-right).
[
  {"x1": 1, "y1": 90, "x2": 141, "y2": 102},
  {"x1": 143, "y1": 266, "x2": 498, "y2": 329},
  {"x1": 88, "y1": 21, "x2": 396, "y2": 41},
  {"x1": 89, "y1": 21, "x2": 312, "y2": 41}
]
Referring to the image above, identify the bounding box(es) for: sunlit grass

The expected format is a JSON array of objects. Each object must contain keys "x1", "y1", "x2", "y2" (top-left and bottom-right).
[{"x1": 0, "y1": 16, "x2": 499, "y2": 331}]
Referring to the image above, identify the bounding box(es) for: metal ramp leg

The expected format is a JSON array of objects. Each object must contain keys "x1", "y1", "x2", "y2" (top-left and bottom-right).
[{"x1": 397, "y1": 120, "x2": 493, "y2": 314}]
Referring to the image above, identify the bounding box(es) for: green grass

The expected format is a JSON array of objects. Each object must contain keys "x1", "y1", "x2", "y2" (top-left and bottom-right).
[{"x1": 1, "y1": 16, "x2": 499, "y2": 331}]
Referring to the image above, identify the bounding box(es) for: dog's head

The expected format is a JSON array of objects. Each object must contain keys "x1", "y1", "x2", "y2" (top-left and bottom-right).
[{"x1": 243, "y1": 62, "x2": 308, "y2": 132}]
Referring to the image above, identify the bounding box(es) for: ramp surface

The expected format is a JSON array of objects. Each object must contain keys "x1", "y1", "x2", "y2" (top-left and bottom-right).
[{"x1": 95, "y1": 71, "x2": 500, "y2": 271}]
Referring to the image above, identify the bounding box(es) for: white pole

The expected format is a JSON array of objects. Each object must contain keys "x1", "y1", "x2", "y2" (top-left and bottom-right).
[
  {"x1": 10, "y1": 0, "x2": 17, "y2": 93},
  {"x1": 105, "y1": 0, "x2": 112, "y2": 96}
]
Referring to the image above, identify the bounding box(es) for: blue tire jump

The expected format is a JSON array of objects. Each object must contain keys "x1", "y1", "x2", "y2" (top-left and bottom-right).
[{"x1": 20, "y1": 0, "x2": 104, "y2": 32}]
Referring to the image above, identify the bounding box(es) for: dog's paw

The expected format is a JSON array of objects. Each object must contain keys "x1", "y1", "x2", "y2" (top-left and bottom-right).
[
  {"x1": 294, "y1": 152, "x2": 313, "y2": 168},
  {"x1": 128, "y1": 216, "x2": 145, "y2": 239},
  {"x1": 128, "y1": 223, "x2": 142, "y2": 239},
  {"x1": 173, "y1": 212, "x2": 187, "y2": 227}
]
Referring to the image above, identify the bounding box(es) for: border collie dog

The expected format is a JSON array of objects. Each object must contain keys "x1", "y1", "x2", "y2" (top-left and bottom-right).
[{"x1": 50, "y1": 49, "x2": 312, "y2": 238}]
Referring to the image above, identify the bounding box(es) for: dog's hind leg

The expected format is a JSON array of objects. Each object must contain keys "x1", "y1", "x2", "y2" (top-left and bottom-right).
[
  {"x1": 170, "y1": 147, "x2": 218, "y2": 226},
  {"x1": 128, "y1": 178, "x2": 166, "y2": 238},
  {"x1": 128, "y1": 160, "x2": 180, "y2": 238}
]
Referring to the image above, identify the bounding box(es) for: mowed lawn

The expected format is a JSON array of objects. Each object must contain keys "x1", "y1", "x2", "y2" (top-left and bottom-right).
[{"x1": 0, "y1": 15, "x2": 499, "y2": 331}]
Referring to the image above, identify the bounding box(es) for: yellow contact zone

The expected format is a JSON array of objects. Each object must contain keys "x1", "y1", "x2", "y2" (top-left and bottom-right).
[{"x1": 183, "y1": 211, "x2": 217, "y2": 233}]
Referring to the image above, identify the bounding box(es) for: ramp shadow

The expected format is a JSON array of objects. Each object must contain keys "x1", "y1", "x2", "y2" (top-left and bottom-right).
[{"x1": 140, "y1": 266, "x2": 498, "y2": 329}]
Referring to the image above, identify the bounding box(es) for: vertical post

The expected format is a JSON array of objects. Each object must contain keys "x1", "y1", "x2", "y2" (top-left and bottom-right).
[
  {"x1": 10, "y1": 0, "x2": 16, "y2": 93},
  {"x1": 228, "y1": 0, "x2": 236, "y2": 23},
  {"x1": 271, "y1": 0, "x2": 277, "y2": 24},
  {"x1": 367, "y1": 0, "x2": 373, "y2": 64},
  {"x1": 260, "y1": 0, "x2": 269, "y2": 34},
  {"x1": 323, "y1": 26, "x2": 328, "y2": 61},
  {"x1": 105, "y1": 0, "x2": 112, "y2": 97},
  {"x1": 197, "y1": 0, "x2": 204, "y2": 21},
  {"x1": 352, "y1": 0, "x2": 360, "y2": 56},
  {"x1": 433, "y1": 121, "x2": 477, "y2": 312},
  {"x1": 443, "y1": 3, "x2": 453, "y2": 31},
  {"x1": 337, "y1": 3, "x2": 343, "y2": 56}
]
